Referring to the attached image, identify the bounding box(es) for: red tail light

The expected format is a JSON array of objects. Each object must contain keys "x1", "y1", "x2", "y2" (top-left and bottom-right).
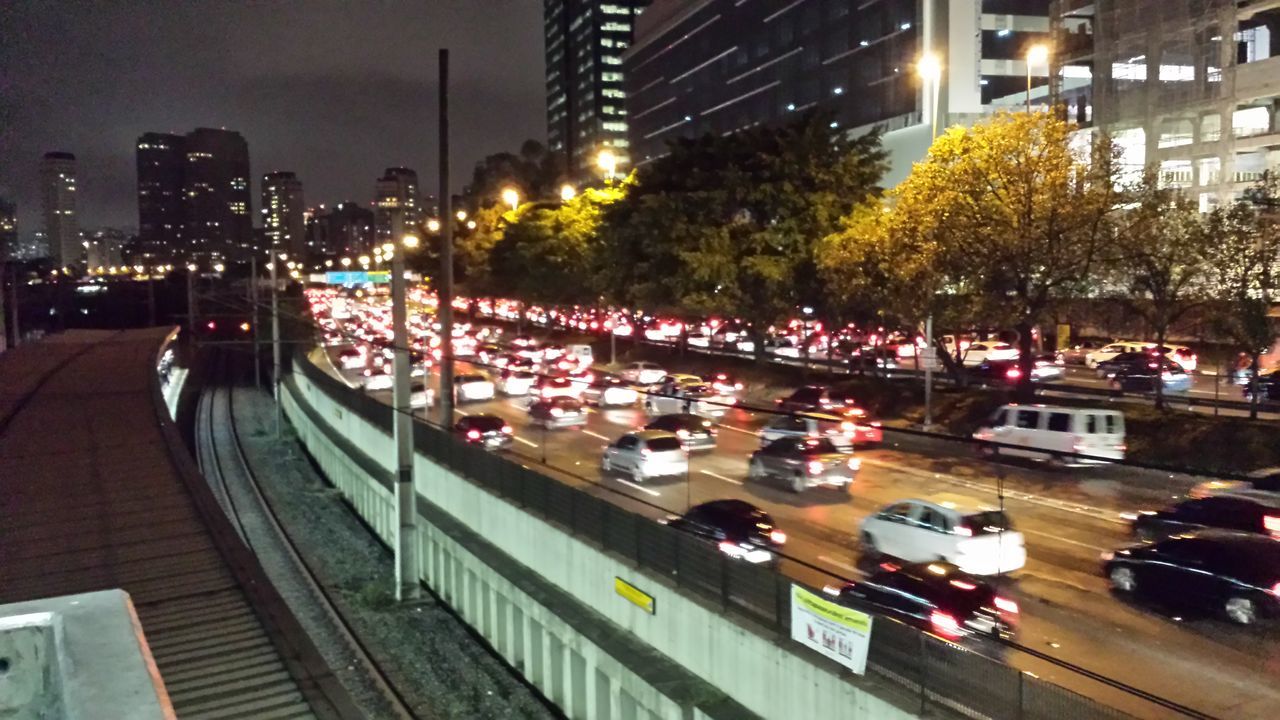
[
  {"x1": 1265, "y1": 516, "x2": 1280, "y2": 535},
  {"x1": 994, "y1": 597, "x2": 1019, "y2": 614},
  {"x1": 930, "y1": 611, "x2": 963, "y2": 638},
  {"x1": 807, "y1": 460, "x2": 824, "y2": 475},
  {"x1": 1271, "y1": 583, "x2": 1280, "y2": 598},
  {"x1": 954, "y1": 525, "x2": 974, "y2": 537},
  {"x1": 1005, "y1": 368, "x2": 1021, "y2": 379},
  {"x1": 769, "y1": 530, "x2": 787, "y2": 545},
  {"x1": 466, "y1": 429, "x2": 481, "y2": 440}
]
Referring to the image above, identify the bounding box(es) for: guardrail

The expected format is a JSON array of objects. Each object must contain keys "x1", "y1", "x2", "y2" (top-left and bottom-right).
[{"x1": 294, "y1": 350, "x2": 1214, "y2": 720}]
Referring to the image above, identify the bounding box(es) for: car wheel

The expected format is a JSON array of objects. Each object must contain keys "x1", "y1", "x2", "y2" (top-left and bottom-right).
[
  {"x1": 1096, "y1": 368, "x2": 1107, "y2": 379},
  {"x1": 789, "y1": 473, "x2": 806, "y2": 493},
  {"x1": 601, "y1": 455, "x2": 612, "y2": 473},
  {"x1": 861, "y1": 532, "x2": 879, "y2": 556},
  {"x1": 1109, "y1": 566, "x2": 1137, "y2": 593},
  {"x1": 631, "y1": 468, "x2": 646, "y2": 484},
  {"x1": 1224, "y1": 595, "x2": 1258, "y2": 625},
  {"x1": 747, "y1": 459, "x2": 764, "y2": 482}
]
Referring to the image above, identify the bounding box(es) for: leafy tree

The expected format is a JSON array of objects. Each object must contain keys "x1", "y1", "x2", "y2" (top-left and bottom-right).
[
  {"x1": 462, "y1": 139, "x2": 565, "y2": 211},
  {"x1": 886, "y1": 110, "x2": 1121, "y2": 397},
  {"x1": 1107, "y1": 173, "x2": 1210, "y2": 409},
  {"x1": 600, "y1": 112, "x2": 887, "y2": 359},
  {"x1": 1202, "y1": 174, "x2": 1280, "y2": 419}
]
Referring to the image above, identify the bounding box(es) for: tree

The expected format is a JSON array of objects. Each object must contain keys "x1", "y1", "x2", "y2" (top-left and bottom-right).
[
  {"x1": 1108, "y1": 173, "x2": 1210, "y2": 409},
  {"x1": 600, "y1": 112, "x2": 887, "y2": 360},
  {"x1": 462, "y1": 140, "x2": 565, "y2": 210},
  {"x1": 1202, "y1": 174, "x2": 1280, "y2": 419},
  {"x1": 887, "y1": 110, "x2": 1121, "y2": 397}
]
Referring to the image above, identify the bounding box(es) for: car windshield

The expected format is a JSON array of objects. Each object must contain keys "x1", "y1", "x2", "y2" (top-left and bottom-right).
[
  {"x1": 465, "y1": 416, "x2": 505, "y2": 432},
  {"x1": 959, "y1": 511, "x2": 1014, "y2": 535},
  {"x1": 553, "y1": 397, "x2": 581, "y2": 409},
  {"x1": 800, "y1": 438, "x2": 841, "y2": 455},
  {"x1": 646, "y1": 437, "x2": 682, "y2": 452},
  {"x1": 457, "y1": 374, "x2": 486, "y2": 383}
]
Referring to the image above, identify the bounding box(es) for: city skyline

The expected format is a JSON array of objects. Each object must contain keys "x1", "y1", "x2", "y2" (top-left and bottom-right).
[{"x1": 0, "y1": 1, "x2": 544, "y2": 238}]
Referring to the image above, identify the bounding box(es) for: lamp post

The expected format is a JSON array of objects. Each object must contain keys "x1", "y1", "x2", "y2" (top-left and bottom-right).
[
  {"x1": 388, "y1": 211, "x2": 420, "y2": 602},
  {"x1": 1026, "y1": 44, "x2": 1050, "y2": 113},
  {"x1": 250, "y1": 254, "x2": 261, "y2": 388},
  {"x1": 270, "y1": 248, "x2": 282, "y2": 437},
  {"x1": 916, "y1": 53, "x2": 943, "y2": 430},
  {"x1": 597, "y1": 149, "x2": 617, "y2": 183},
  {"x1": 186, "y1": 263, "x2": 198, "y2": 345}
]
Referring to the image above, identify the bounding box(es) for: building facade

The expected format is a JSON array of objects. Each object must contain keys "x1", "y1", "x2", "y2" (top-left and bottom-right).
[
  {"x1": 181, "y1": 128, "x2": 252, "y2": 257},
  {"x1": 262, "y1": 171, "x2": 306, "y2": 257},
  {"x1": 1067, "y1": 0, "x2": 1280, "y2": 208},
  {"x1": 624, "y1": 0, "x2": 1055, "y2": 185},
  {"x1": 373, "y1": 167, "x2": 423, "y2": 241},
  {"x1": 0, "y1": 197, "x2": 16, "y2": 261},
  {"x1": 309, "y1": 202, "x2": 375, "y2": 259},
  {"x1": 136, "y1": 132, "x2": 187, "y2": 253},
  {"x1": 84, "y1": 228, "x2": 126, "y2": 271},
  {"x1": 545, "y1": 0, "x2": 653, "y2": 178},
  {"x1": 40, "y1": 152, "x2": 80, "y2": 268}
]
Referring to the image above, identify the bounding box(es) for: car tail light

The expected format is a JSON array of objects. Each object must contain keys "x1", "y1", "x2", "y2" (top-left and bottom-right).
[
  {"x1": 718, "y1": 541, "x2": 736, "y2": 555},
  {"x1": 954, "y1": 525, "x2": 973, "y2": 537},
  {"x1": 466, "y1": 429, "x2": 481, "y2": 440},
  {"x1": 879, "y1": 561, "x2": 900, "y2": 572},
  {"x1": 1265, "y1": 515, "x2": 1280, "y2": 535},
  {"x1": 641, "y1": 447, "x2": 652, "y2": 456},
  {"x1": 930, "y1": 611, "x2": 963, "y2": 638},
  {"x1": 769, "y1": 530, "x2": 787, "y2": 545},
  {"x1": 841, "y1": 421, "x2": 855, "y2": 432},
  {"x1": 501, "y1": 425, "x2": 513, "y2": 434},
  {"x1": 676, "y1": 429, "x2": 691, "y2": 439},
  {"x1": 735, "y1": 382, "x2": 744, "y2": 390},
  {"x1": 1005, "y1": 368, "x2": 1021, "y2": 379},
  {"x1": 807, "y1": 460, "x2": 825, "y2": 475},
  {"x1": 994, "y1": 596, "x2": 1019, "y2": 614},
  {"x1": 550, "y1": 407, "x2": 564, "y2": 417},
  {"x1": 1272, "y1": 583, "x2": 1280, "y2": 598}
]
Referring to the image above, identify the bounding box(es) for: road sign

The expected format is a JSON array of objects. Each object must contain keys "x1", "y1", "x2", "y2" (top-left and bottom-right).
[{"x1": 791, "y1": 585, "x2": 871, "y2": 674}]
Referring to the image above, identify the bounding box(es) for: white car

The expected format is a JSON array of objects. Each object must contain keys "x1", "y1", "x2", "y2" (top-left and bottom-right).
[
  {"x1": 410, "y1": 381, "x2": 434, "y2": 409},
  {"x1": 620, "y1": 361, "x2": 667, "y2": 385},
  {"x1": 454, "y1": 373, "x2": 496, "y2": 403},
  {"x1": 601, "y1": 430, "x2": 688, "y2": 483},
  {"x1": 962, "y1": 341, "x2": 1019, "y2": 367},
  {"x1": 497, "y1": 370, "x2": 537, "y2": 396},
  {"x1": 1084, "y1": 341, "x2": 1153, "y2": 369},
  {"x1": 859, "y1": 496, "x2": 1027, "y2": 576}
]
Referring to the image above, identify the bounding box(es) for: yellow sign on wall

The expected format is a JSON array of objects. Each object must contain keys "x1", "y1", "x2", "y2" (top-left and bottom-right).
[{"x1": 614, "y1": 577, "x2": 655, "y2": 615}]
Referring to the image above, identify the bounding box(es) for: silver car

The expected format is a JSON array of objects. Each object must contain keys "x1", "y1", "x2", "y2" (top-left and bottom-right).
[
  {"x1": 601, "y1": 430, "x2": 688, "y2": 483},
  {"x1": 747, "y1": 437, "x2": 859, "y2": 493}
]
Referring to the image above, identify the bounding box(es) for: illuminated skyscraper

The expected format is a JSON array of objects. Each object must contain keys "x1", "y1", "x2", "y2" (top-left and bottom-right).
[
  {"x1": 262, "y1": 171, "x2": 306, "y2": 257},
  {"x1": 40, "y1": 152, "x2": 79, "y2": 267}
]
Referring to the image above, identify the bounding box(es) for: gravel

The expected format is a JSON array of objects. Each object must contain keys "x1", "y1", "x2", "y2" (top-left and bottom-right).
[{"x1": 230, "y1": 384, "x2": 558, "y2": 720}]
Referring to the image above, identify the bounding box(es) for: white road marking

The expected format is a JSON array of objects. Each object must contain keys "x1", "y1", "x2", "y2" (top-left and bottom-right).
[
  {"x1": 818, "y1": 555, "x2": 864, "y2": 575},
  {"x1": 514, "y1": 437, "x2": 539, "y2": 448},
  {"x1": 718, "y1": 423, "x2": 758, "y2": 437},
  {"x1": 582, "y1": 429, "x2": 610, "y2": 441},
  {"x1": 1021, "y1": 528, "x2": 1110, "y2": 552},
  {"x1": 613, "y1": 477, "x2": 662, "y2": 497},
  {"x1": 701, "y1": 470, "x2": 743, "y2": 486}
]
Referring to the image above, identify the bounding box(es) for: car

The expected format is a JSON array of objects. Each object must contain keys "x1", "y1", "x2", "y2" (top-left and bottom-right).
[
  {"x1": 496, "y1": 369, "x2": 537, "y2": 396},
  {"x1": 1093, "y1": 350, "x2": 1158, "y2": 378},
  {"x1": 1056, "y1": 339, "x2": 1111, "y2": 366},
  {"x1": 601, "y1": 430, "x2": 688, "y2": 482},
  {"x1": 1242, "y1": 369, "x2": 1280, "y2": 402},
  {"x1": 965, "y1": 359, "x2": 1028, "y2": 387},
  {"x1": 660, "y1": 499, "x2": 786, "y2": 564},
  {"x1": 528, "y1": 396, "x2": 588, "y2": 428},
  {"x1": 453, "y1": 414, "x2": 513, "y2": 449},
  {"x1": 708, "y1": 372, "x2": 743, "y2": 397},
  {"x1": 1190, "y1": 467, "x2": 1280, "y2": 502},
  {"x1": 766, "y1": 337, "x2": 802, "y2": 358},
  {"x1": 656, "y1": 373, "x2": 705, "y2": 389},
  {"x1": 828, "y1": 561, "x2": 1018, "y2": 644},
  {"x1": 775, "y1": 385, "x2": 839, "y2": 413},
  {"x1": 337, "y1": 346, "x2": 367, "y2": 370},
  {"x1": 362, "y1": 369, "x2": 393, "y2": 391},
  {"x1": 1085, "y1": 341, "x2": 1156, "y2": 369},
  {"x1": 961, "y1": 341, "x2": 1019, "y2": 367},
  {"x1": 619, "y1": 361, "x2": 667, "y2": 385},
  {"x1": 1128, "y1": 496, "x2": 1280, "y2": 542},
  {"x1": 758, "y1": 412, "x2": 880, "y2": 449},
  {"x1": 645, "y1": 382, "x2": 730, "y2": 417},
  {"x1": 454, "y1": 373, "x2": 495, "y2": 403},
  {"x1": 582, "y1": 374, "x2": 639, "y2": 407},
  {"x1": 644, "y1": 413, "x2": 717, "y2": 451},
  {"x1": 973, "y1": 404, "x2": 1125, "y2": 464},
  {"x1": 1159, "y1": 344, "x2": 1198, "y2": 373},
  {"x1": 533, "y1": 375, "x2": 583, "y2": 400},
  {"x1": 410, "y1": 380, "x2": 433, "y2": 409},
  {"x1": 859, "y1": 496, "x2": 1027, "y2": 576},
  {"x1": 1103, "y1": 531, "x2": 1280, "y2": 624},
  {"x1": 747, "y1": 437, "x2": 859, "y2": 493},
  {"x1": 1109, "y1": 358, "x2": 1191, "y2": 393}
]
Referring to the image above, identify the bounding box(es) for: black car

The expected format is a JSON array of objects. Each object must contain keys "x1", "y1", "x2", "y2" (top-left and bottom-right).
[
  {"x1": 1103, "y1": 531, "x2": 1280, "y2": 624},
  {"x1": 1242, "y1": 371, "x2": 1280, "y2": 403},
  {"x1": 1094, "y1": 351, "x2": 1157, "y2": 378},
  {"x1": 830, "y1": 561, "x2": 1018, "y2": 644},
  {"x1": 644, "y1": 413, "x2": 717, "y2": 451},
  {"x1": 661, "y1": 499, "x2": 786, "y2": 564},
  {"x1": 966, "y1": 359, "x2": 1025, "y2": 387},
  {"x1": 1131, "y1": 496, "x2": 1280, "y2": 542},
  {"x1": 453, "y1": 414, "x2": 513, "y2": 449},
  {"x1": 776, "y1": 385, "x2": 850, "y2": 412},
  {"x1": 1109, "y1": 357, "x2": 1189, "y2": 393}
]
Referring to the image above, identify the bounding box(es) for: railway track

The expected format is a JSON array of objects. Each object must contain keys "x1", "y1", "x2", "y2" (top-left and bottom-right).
[{"x1": 195, "y1": 350, "x2": 418, "y2": 720}]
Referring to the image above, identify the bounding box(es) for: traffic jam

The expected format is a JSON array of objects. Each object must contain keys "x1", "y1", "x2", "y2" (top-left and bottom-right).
[{"x1": 305, "y1": 285, "x2": 1280, "y2": 671}]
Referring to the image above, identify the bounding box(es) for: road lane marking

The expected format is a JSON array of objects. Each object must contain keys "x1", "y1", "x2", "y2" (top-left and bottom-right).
[
  {"x1": 817, "y1": 555, "x2": 864, "y2": 575},
  {"x1": 718, "y1": 423, "x2": 758, "y2": 436},
  {"x1": 613, "y1": 477, "x2": 662, "y2": 497},
  {"x1": 514, "y1": 437, "x2": 538, "y2": 448},
  {"x1": 701, "y1": 470, "x2": 743, "y2": 485},
  {"x1": 583, "y1": 429, "x2": 610, "y2": 441},
  {"x1": 1021, "y1": 528, "x2": 1110, "y2": 552}
]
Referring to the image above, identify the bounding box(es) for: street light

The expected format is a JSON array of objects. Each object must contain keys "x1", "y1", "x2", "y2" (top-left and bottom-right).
[
  {"x1": 916, "y1": 53, "x2": 942, "y2": 140},
  {"x1": 501, "y1": 186, "x2": 520, "y2": 211},
  {"x1": 456, "y1": 209, "x2": 467, "y2": 222},
  {"x1": 597, "y1": 149, "x2": 617, "y2": 182},
  {"x1": 213, "y1": 262, "x2": 225, "y2": 273},
  {"x1": 1026, "y1": 44, "x2": 1050, "y2": 113},
  {"x1": 403, "y1": 234, "x2": 420, "y2": 249},
  {"x1": 340, "y1": 257, "x2": 351, "y2": 268},
  {"x1": 560, "y1": 184, "x2": 576, "y2": 202},
  {"x1": 427, "y1": 218, "x2": 441, "y2": 233}
]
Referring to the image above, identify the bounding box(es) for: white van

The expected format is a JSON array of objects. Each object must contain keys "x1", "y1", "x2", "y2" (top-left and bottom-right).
[
  {"x1": 567, "y1": 343, "x2": 594, "y2": 370},
  {"x1": 972, "y1": 404, "x2": 1125, "y2": 464}
]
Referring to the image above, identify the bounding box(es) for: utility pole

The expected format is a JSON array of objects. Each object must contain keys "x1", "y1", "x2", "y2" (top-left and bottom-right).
[
  {"x1": 390, "y1": 210, "x2": 420, "y2": 602},
  {"x1": 0, "y1": 262, "x2": 8, "y2": 353},
  {"x1": 250, "y1": 255, "x2": 261, "y2": 388},
  {"x1": 186, "y1": 264, "x2": 198, "y2": 345},
  {"x1": 438, "y1": 48, "x2": 456, "y2": 424},
  {"x1": 146, "y1": 268, "x2": 157, "y2": 327},
  {"x1": 270, "y1": 246, "x2": 282, "y2": 437},
  {"x1": 9, "y1": 264, "x2": 20, "y2": 348}
]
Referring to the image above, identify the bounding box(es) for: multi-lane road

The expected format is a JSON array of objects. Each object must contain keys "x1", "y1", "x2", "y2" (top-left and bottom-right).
[{"x1": 308, "y1": 332, "x2": 1280, "y2": 720}]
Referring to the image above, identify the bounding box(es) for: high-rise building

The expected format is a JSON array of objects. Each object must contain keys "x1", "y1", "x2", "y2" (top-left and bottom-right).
[
  {"x1": 41, "y1": 152, "x2": 80, "y2": 268},
  {"x1": 624, "y1": 1, "x2": 1055, "y2": 185},
  {"x1": 136, "y1": 132, "x2": 186, "y2": 252},
  {"x1": 374, "y1": 167, "x2": 423, "y2": 241},
  {"x1": 262, "y1": 171, "x2": 306, "y2": 258},
  {"x1": 182, "y1": 128, "x2": 252, "y2": 257},
  {"x1": 0, "y1": 197, "x2": 16, "y2": 261},
  {"x1": 309, "y1": 202, "x2": 375, "y2": 258},
  {"x1": 544, "y1": 0, "x2": 653, "y2": 178},
  {"x1": 84, "y1": 228, "x2": 126, "y2": 271},
  {"x1": 1065, "y1": 0, "x2": 1280, "y2": 209}
]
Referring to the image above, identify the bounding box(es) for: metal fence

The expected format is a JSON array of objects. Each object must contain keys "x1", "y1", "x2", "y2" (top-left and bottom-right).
[{"x1": 293, "y1": 355, "x2": 1215, "y2": 720}]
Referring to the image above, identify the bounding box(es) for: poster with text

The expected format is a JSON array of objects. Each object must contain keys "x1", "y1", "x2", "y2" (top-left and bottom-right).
[{"x1": 790, "y1": 584, "x2": 872, "y2": 674}]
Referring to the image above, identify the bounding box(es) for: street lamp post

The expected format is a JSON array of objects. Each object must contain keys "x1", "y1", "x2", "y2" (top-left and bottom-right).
[
  {"x1": 597, "y1": 149, "x2": 617, "y2": 183},
  {"x1": 251, "y1": 255, "x2": 261, "y2": 388},
  {"x1": 502, "y1": 187, "x2": 520, "y2": 212},
  {"x1": 388, "y1": 211, "x2": 420, "y2": 603},
  {"x1": 917, "y1": 53, "x2": 943, "y2": 430},
  {"x1": 1026, "y1": 44, "x2": 1049, "y2": 113},
  {"x1": 186, "y1": 263, "x2": 198, "y2": 346},
  {"x1": 270, "y1": 248, "x2": 282, "y2": 437}
]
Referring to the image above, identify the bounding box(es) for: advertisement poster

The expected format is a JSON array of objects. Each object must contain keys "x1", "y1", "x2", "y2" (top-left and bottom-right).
[{"x1": 790, "y1": 584, "x2": 872, "y2": 674}]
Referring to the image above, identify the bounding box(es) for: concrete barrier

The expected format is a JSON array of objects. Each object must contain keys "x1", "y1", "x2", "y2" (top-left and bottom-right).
[{"x1": 283, "y1": 362, "x2": 924, "y2": 720}]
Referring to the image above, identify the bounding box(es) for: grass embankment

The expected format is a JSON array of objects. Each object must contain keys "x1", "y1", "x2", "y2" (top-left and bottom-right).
[{"x1": 597, "y1": 337, "x2": 1280, "y2": 476}]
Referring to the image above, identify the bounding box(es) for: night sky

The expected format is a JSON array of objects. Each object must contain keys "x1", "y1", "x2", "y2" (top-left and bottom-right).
[{"x1": 0, "y1": 0, "x2": 544, "y2": 237}]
